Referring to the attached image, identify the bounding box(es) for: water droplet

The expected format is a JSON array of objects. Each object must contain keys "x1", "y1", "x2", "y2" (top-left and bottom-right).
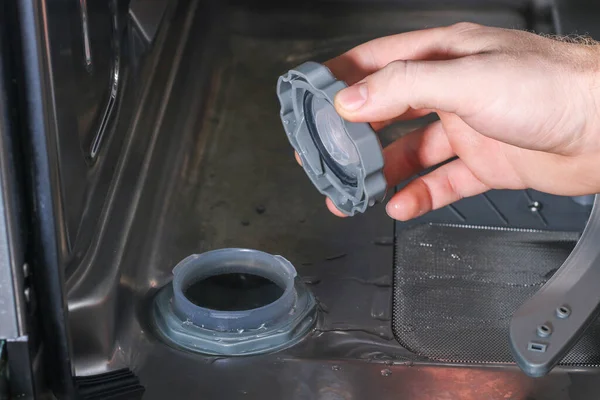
[
  {"x1": 451, "y1": 254, "x2": 460, "y2": 260},
  {"x1": 182, "y1": 319, "x2": 193, "y2": 327},
  {"x1": 302, "y1": 276, "x2": 321, "y2": 285},
  {"x1": 237, "y1": 328, "x2": 245, "y2": 334},
  {"x1": 331, "y1": 365, "x2": 341, "y2": 371},
  {"x1": 284, "y1": 120, "x2": 289, "y2": 125},
  {"x1": 381, "y1": 369, "x2": 392, "y2": 377},
  {"x1": 373, "y1": 237, "x2": 393, "y2": 246}
]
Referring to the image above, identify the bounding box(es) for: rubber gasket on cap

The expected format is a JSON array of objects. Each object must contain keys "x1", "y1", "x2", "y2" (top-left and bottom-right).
[{"x1": 277, "y1": 61, "x2": 387, "y2": 216}]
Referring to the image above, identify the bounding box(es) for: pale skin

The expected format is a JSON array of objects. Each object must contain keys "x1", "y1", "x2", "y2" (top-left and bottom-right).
[{"x1": 296, "y1": 23, "x2": 600, "y2": 221}]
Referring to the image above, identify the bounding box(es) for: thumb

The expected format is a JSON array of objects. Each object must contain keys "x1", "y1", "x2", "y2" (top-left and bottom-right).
[{"x1": 334, "y1": 57, "x2": 480, "y2": 123}]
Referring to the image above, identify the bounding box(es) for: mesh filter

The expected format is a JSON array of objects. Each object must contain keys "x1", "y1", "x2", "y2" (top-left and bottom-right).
[{"x1": 392, "y1": 224, "x2": 600, "y2": 365}]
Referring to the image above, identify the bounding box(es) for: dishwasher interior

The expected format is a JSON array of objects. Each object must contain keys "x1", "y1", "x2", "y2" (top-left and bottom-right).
[{"x1": 6, "y1": 0, "x2": 600, "y2": 399}]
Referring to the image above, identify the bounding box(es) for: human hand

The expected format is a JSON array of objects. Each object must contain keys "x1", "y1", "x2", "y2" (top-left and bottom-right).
[{"x1": 307, "y1": 23, "x2": 600, "y2": 220}]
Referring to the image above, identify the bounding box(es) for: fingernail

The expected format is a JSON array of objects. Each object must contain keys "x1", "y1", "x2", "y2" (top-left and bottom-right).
[
  {"x1": 387, "y1": 200, "x2": 413, "y2": 221},
  {"x1": 337, "y1": 83, "x2": 368, "y2": 111},
  {"x1": 385, "y1": 201, "x2": 399, "y2": 220}
]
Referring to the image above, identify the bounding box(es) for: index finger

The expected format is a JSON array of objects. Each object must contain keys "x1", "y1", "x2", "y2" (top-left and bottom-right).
[{"x1": 325, "y1": 22, "x2": 495, "y2": 85}]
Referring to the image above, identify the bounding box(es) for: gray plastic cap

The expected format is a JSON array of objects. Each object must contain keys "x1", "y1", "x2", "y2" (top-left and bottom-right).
[{"x1": 277, "y1": 62, "x2": 387, "y2": 216}]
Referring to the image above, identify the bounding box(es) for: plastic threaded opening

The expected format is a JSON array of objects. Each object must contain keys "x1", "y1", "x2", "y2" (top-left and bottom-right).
[
  {"x1": 171, "y1": 249, "x2": 297, "y2": 332},
  {"x1": 153, "y1": 249, "x2": 317, "y2": 356}
]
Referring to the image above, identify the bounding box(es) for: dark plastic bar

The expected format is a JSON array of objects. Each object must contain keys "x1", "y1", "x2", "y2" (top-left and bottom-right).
[{"x1": 510, "y1": 195, "x2": 600, "y2": 377}]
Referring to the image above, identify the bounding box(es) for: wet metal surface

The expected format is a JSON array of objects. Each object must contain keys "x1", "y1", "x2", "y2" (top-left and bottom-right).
[
  {"x1": 62, "y1": 1, "x2": 600, "y2": 398},
  {"x1": 44, "y1": 0, "x2": 127, "y2": 267}
]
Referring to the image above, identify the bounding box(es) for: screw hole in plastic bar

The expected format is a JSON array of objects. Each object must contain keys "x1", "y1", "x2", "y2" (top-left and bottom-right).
[
  {"x1": 528, "y1": 342, "x2": 547, "y2": 353},
  {"x1": 556, "y1": 305, "x2": 571, "y2": 319}
]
